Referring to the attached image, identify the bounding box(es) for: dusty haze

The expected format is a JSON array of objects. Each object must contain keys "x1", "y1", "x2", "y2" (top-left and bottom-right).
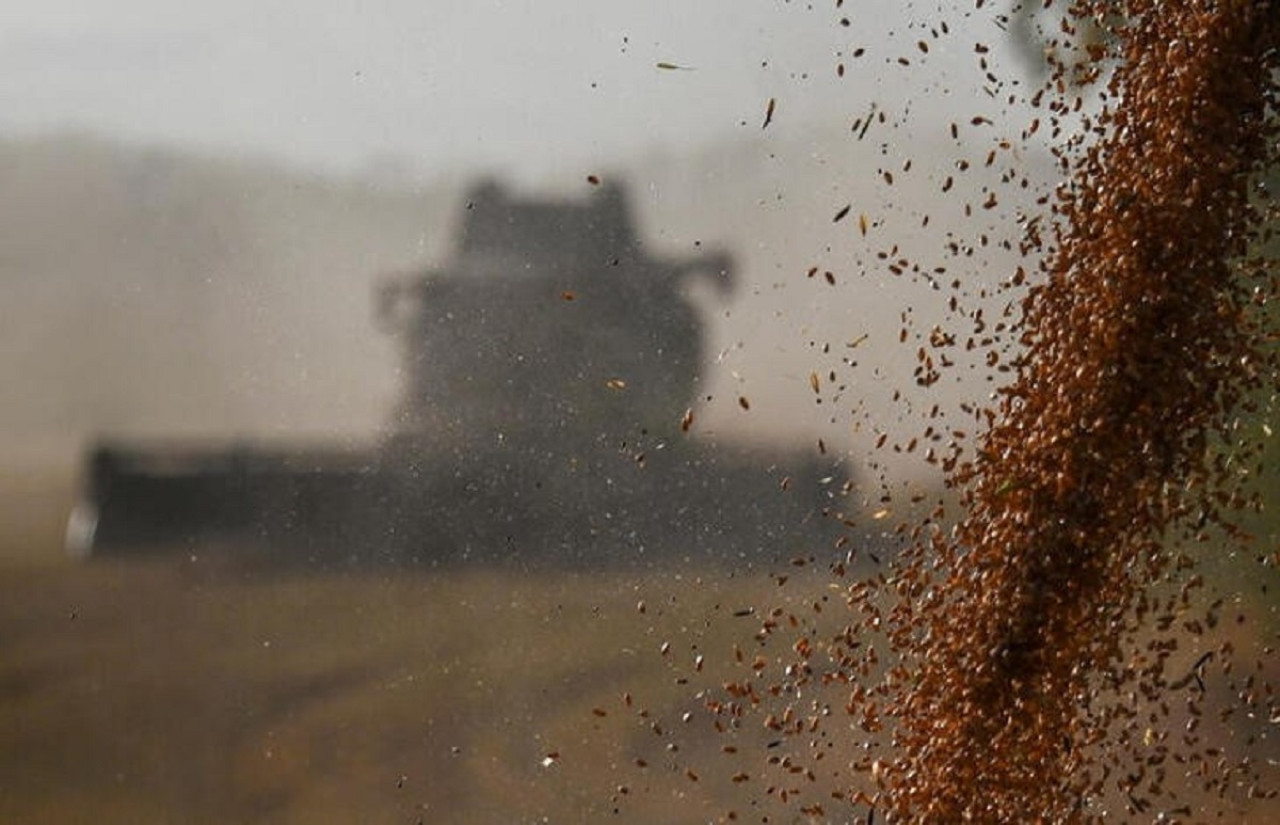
[{"x1": 2, "y1": 121, "x2": 1048, "y2": 496}]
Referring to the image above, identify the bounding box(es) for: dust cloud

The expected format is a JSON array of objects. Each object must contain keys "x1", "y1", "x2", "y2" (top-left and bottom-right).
[{"x1": 3, "y1": 125, "x2": 1043, "y2": 492}]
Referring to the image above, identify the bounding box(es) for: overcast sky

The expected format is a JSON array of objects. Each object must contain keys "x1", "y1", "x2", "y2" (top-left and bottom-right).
[
  {"x1": 2, "y1": 1, "x2": 1054, "y2": 479},
  {"x1": 0, "y1": 1, "x2": 1015, "y2": 183}
]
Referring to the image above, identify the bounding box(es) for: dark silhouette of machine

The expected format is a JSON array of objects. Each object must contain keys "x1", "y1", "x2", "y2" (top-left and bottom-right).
[{"x1": 69, "y1": 180, "x2": 852, "y2": 567}]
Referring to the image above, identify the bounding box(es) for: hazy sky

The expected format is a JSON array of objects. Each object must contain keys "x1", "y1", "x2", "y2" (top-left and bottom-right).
[
  {"x1": 3, "y1": 1, "x2": 1053, "y2": 481},
  {"x1": 0, "y1": 1, "x2": 1011, "y2": 182}
]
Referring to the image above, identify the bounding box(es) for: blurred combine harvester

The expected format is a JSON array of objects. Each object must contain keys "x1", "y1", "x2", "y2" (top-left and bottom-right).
[{"x1": 68, "y1": 180, "x2": 851, "y2": 566}]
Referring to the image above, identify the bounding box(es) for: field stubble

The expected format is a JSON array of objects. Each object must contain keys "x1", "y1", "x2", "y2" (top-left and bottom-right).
[{"x1": 0, "y1": 478, "x2": 855, "y2": 825}]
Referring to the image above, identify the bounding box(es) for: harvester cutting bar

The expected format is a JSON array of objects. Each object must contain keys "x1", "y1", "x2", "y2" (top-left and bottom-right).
[{"x1": 67, "y1": 441, "x2": 388, "y2": 556}]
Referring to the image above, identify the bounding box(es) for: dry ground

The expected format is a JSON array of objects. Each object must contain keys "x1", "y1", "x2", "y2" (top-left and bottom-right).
[
  {"x1": 0, "y1": 471, "x2": 852, "y2": 823},
  {"x1": 2, "y1": 473, "x2": 1277, "y2": 823},
  {"x1": 0, "y1": 556, "x2": 826, "y2": 824}
]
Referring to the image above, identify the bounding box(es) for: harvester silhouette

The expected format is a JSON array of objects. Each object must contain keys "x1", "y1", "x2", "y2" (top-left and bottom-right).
[{"x1": 68, "y1": 180, "x2": 851, "y2": 567}]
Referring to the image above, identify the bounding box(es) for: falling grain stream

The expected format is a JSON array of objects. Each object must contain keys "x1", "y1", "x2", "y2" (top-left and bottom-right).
[
  {"x1": 684, "y1": 3, "x2": 1280, "y2": 823},
  {"x1": 873, "y1": 2, "x2": 1280, "y2": 820}
]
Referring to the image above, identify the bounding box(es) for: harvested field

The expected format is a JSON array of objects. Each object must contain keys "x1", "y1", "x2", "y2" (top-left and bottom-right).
[
  {"x1": 2, "y1": 483, "x2": 1276, "y2": 822},
  {"x1": 0, "y1": 477, "x2": 842, "y2": 823}
]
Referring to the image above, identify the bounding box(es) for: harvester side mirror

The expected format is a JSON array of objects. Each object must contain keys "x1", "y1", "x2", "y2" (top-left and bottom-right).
[
  {"x1": 676, "y1": 252, "x2": 736, "y2": 296},
  {"x1": 374, "y1": 277, "x2": 424, "y2": 334}
]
